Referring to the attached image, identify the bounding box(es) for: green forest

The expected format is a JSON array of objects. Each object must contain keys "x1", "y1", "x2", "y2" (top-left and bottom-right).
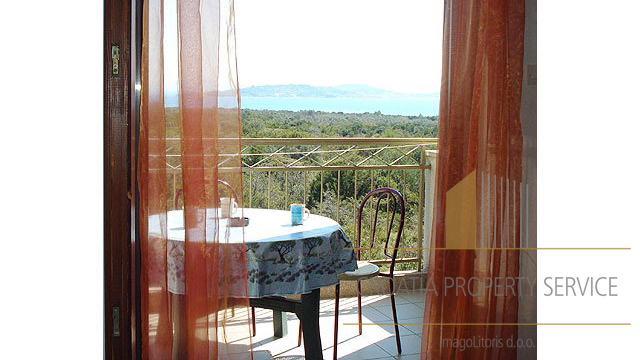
[{"x1": 241, "y1": 109, "x2": 438, "y2": 138}]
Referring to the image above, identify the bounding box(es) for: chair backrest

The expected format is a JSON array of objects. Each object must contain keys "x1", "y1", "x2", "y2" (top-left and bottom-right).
[
  {"x1": 216, "y1": 179, "x2": 239, "y2": 203},
  {"x1": 356, "y1": 187, "x2": 405, "y2": 275},
  {"x1": 174, "y1": 179, "x2": 239, "y2": 210}
]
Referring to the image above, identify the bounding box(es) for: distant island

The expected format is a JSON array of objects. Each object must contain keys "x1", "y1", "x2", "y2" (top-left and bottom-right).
[
  {"x1": 163, "y1": 84, "x2": 440, "y2": 116},
  {"x1": 240, "y1": 84, "x2": 439, "y2": 99}
]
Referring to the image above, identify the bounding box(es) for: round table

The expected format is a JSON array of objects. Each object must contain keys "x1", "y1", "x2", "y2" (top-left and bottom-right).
[{"x1": 151, "y1": 208, "x2": 357, "y2": 297}]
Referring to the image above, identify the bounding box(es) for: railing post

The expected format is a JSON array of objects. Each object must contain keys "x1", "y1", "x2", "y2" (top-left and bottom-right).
[
  {"x1": 421, "y1": 150, "x2": 438, "y2": 272},
  {"x1": 353, "y1": 170, "x2": 358, "y2": 246},
  {"x1": 320, "y1": 171, "x2": 324, "y2": 215},
  {"x1": 303, "y1": 171, "x2": 307, "y2": 205},
  {"x1": 336, "y1": 170, "x2": 341, "y2": 220},
  {"x1": 417, "y1": 148, "x2": 426, "y2": 271},
  {"x1": 285, "y1": 172, "x2": 289, "y2": 210},
  {"x1": 248, "y1": 172, "x2": 253, "y2": 208},
  {"x1": 402, "y1": 169, "x2": 407, "y2": 248},
  {"x1": 267, "y1": 171, "x2": 271, "y2": 209}
]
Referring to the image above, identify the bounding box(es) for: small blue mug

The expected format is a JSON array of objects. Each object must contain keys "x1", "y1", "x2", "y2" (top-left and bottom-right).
[{"x1": 290, "y1": 204, "x2": 310, "y2": 225}]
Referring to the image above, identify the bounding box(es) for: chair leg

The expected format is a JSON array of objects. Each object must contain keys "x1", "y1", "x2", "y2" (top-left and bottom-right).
[
  {"x1": 357, "y1": 280, "x2": 362, "y2": 335},
  {"x1": 231, "y1": 306, "x2": 235, "y2": 317},
  {"x1": 251, "y1": 307, "x2": 256, "y2": 337},
  {"x1": 171, "y1": 293, "x2": 187, "y2": 360},
  {"x1": 333, "y1": 284, "x2": 340, "y2": 360},
  {"x1": 297, "y1": 322, "x2": 303, "y2": 347},
  {"x1": 389, "y1": 279, "x2": 402, "y2": 354}
]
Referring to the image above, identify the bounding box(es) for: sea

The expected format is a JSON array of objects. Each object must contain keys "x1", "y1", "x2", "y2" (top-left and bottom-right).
[{"x1": 165, "y1": 94, "x2": 439, "y2": 116}]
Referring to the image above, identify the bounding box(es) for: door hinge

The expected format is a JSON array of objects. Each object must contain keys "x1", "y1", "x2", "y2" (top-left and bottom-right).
[
  {"x1": 112, "y1": 306, "x2": 120, "y2": 337},
  {"x1": 111, "y1": 45, "x2": 120, "y2": 76}
]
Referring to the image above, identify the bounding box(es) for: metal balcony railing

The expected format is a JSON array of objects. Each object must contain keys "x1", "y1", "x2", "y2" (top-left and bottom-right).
[{"x1": 165, "y1": 137, "x2": 438, "y2": 272}]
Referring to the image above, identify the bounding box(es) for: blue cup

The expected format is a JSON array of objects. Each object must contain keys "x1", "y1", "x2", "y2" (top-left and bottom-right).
[{"x1": 290, "y1": 204, "x2": 310, "y2": 225}]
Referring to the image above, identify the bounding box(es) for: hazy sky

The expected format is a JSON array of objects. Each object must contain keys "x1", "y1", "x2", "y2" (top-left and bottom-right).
[
  {"x1": 164, "y1": 0, "x2": 444, "y2": 94},
  {"x1": 235, "y1": 0, "x2": 444, "y2": 93}
]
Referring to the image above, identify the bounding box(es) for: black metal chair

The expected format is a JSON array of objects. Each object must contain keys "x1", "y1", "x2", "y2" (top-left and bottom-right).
[{"x1": 296, "y1": 188, "x2": 405, "y2": 358}]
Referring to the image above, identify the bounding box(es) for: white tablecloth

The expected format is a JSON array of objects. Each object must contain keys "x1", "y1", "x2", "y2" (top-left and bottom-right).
[{"x1": 148, "y1": 208, "x2": 357, "y2": 297}]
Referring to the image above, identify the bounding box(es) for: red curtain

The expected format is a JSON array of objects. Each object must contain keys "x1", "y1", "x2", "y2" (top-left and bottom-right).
[
  {"x1": 138, "y1": 0, "x2": 252, "y2": 359},
  {"x1": 421, "y1": 0, "x2": 530, "y2": 359}
]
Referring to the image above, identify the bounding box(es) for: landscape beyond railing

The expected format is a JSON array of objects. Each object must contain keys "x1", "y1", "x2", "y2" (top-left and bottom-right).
[{"x1": 166, "y1": 137, "x2": 438, "y2": 272}]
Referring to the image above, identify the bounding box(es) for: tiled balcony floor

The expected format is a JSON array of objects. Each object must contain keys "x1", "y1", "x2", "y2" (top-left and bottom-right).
[{"x1": 252, "y1": 290, "x2": 425, "y2": 360}]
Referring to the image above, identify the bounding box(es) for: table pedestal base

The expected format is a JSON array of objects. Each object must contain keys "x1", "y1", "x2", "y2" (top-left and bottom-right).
[
  {"x1": 273, "y1": 309, "x2": 288, "y2": 337},
  {"x1": 250, "y1": 289, "x2": 323, "y2": 360}
]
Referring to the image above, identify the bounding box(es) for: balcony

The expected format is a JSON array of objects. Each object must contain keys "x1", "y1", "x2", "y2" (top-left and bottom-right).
[
  {"x1": 166, "y1": 137, "x2": 438, "y2": 274},
  {"x1": 166, "y1": 137, "x2": 438, "y2": 358}
]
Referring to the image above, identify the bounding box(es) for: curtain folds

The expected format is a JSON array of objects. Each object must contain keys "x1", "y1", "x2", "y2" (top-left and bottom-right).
[
  {"x1": 421, "y1": 0, "x2": 530, "y2": 359},
  {"x1": 139, "y1": 0, "x2": 251, "y2": 359}
]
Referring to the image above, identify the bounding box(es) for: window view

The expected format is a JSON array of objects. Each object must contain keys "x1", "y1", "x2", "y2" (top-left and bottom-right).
[
  {"x1": 232, "y1": 0, "x2": 443, "y2": 270},
  {"x1": 124, "y1": 0, "x2": 539, "y2": 358},
  {"x1": 236, "y1": 0, "x2": 443, "y2": 135}
]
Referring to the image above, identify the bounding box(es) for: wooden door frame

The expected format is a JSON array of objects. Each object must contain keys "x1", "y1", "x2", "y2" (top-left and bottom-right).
[{"x1": 104, "y1": 0, "x2": 141, "y2": 359}]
